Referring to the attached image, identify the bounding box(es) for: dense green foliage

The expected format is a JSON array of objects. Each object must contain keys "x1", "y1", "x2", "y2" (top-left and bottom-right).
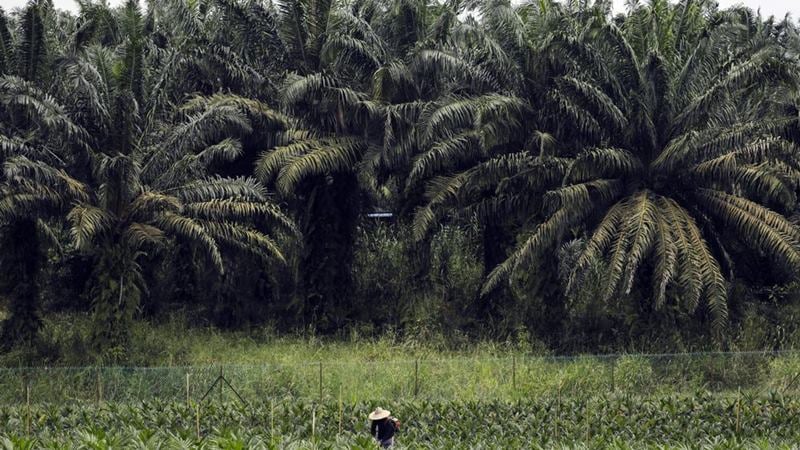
[
  {"x1": 0, "y1": 0, "x2": 799, "y2": 358},
  {"x1": 4, "y1": 395, "x2": 800, "y2": 448}
]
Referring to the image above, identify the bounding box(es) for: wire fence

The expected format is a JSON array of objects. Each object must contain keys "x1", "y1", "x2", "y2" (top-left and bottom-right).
[{"x1": 3, "y1": 350, "x2": 800, "y2": 405}]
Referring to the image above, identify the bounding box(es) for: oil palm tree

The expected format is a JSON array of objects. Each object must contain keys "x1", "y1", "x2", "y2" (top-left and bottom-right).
[
  {"x1": 253, "y1": 0, "x2": 484, "y2": 328},
  {"x1": 0, "y1": 1, "x2": 90, "y2": 347},
  {"x1": 54, "y1": 0, "x2": 297, "y2": 353},
  {"x1": 478, "y1": 2, "x2": 800, "y2": 333}
]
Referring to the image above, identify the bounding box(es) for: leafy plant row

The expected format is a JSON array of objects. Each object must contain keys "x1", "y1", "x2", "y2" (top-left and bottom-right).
[{"x1": 2, "y1": 393, "x2": 800, "y2": 448}]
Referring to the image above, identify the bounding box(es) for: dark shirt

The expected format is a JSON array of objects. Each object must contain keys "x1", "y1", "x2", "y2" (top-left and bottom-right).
[{"x1": 370, "y1": 418, "x2": 397, "y2": 441}]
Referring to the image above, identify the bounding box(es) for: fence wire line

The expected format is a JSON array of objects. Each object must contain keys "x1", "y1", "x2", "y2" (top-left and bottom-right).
[
  {"x1": 2, "y1": 350, "x2": 800, "y2": 405},
  {"x1": 1, "y1": 348, "x2": 798, "y2": 371}
]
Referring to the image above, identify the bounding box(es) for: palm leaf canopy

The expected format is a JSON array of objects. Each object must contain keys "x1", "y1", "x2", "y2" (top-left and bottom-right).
[{"x1": 419, "y1": 1, "x2": 800, "y2": 334}]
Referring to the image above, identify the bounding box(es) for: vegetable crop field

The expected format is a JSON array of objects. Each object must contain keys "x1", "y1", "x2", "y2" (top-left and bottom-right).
[
  {"x1": 4, "y1": 353, "x2": 800, "y2": 448},
  {"x1": 3, "y1": 394, "x2": 800, "y2": 449}
]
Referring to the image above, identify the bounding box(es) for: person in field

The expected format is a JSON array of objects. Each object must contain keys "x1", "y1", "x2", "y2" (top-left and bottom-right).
[{"x1": 368, "y1": 407, "x2": 400, "y2": 448}]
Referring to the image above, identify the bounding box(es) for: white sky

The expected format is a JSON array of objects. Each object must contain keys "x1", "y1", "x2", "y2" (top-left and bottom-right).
[{"x1": 0, "y1": 0, "x2": 797, "y2": 21}]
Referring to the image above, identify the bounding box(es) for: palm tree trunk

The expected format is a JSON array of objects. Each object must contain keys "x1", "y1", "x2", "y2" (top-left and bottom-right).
[
  {"x1": 0, "y1": 219, "x2": 42, "y2": 349},
  {"x1": 296, "y1": 174, "x2": 360, "y2": 332},
  {"x1": 88, "y1": 243, "x2": 140, "y2": 357}
]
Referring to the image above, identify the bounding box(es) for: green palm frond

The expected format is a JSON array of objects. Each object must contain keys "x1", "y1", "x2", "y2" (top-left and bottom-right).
[
  {"x1": 483, "y1": 192, "x2": 596, "y2": 295},
  {"x1": 172, "y1": 176, "x2": 268, "y2": 203},
  {"x1": 67, "y1": 204, "x2": 114, "y2": 250},
  {"x1": 558, "y1": 76, "x2": 629, "y2": 131},
  {"x1": 0, "y1": 135, "x2": 37, "y2": 159},
  {"x1": 412, "y1": 174, "x2": 466, "y2": 241},
  {"x1": 677, "y1": 201, "x2": 728, "y2": 332},
  {"x1": 566, "y1": 199, "x2": 630, "y2": 296},
  {"x1": 4, "y1": 156, "x2": 89, "y2": 202},
  {"x1": 618, "y1": 191, "x2": 660, "y2": 297},
  {"x1": 565, "y1": 147, "x2": 642, "y2": 182},
  {"x1": 0, "y1": 189, "x2": 59, "y2": 220},
  {"x1": 0, "y1": 76, "x2": 91, "y2": 148},
  {"x1": 184, "y1": 198, "x2": 298, "y2": 236},
  {"x1": 409, "y1": 131, "x2": 482, "y2": 184},
  {"x1": 544, "y1": 179, "x2": 623, "y2": 212},
  {"x1": 277, "y1": 0, "x2": 311, "y2": 69},
  {"x1": 122, "y1": 222, "x2": 166, "y2": 249},
  {"x1": 154, "y1": 211, "x2": 225, "y2": 273},
  {"x1": 282, "y1": 72, "x2": 339, "y2": 107},
  {"x1": 372, "y1": 61, "x2": 416, "y2": 102},
  {"x1": 201, "y1": 221, "x2": 287, "y2": 264},
  {"x1": 254, "y1": 138, "x2": 319, "y2": 183},
  {"x1": 695, "y1": 188, "x2": 800, "y2": 273},
  {"x1": 180, "y1": 94, "x2": 291, "y2": 129},
  {"x1": 411, "y1": 50, "x2": 499, "y2": 91},
  {"x1": 126, "y1": 191, "x2": 182, "y2": 221},
  {"x1": 548, "y1": 89, "x2": 603, "y2": 138},
  {"x1": 321, "y1": 34, "x2": 383, "y2": 73},
  {"x1": 0, "y1": 7, "x2": 14, "y2": 76},
  {"x1": 675, "y1": 47, "x2": 792, "y2": 130},
  {"x1": 17, "y1": 0, "x2": 47, "y2": 82},
  {"x1": 274, "y1": 137, "x2": 366, "y2": 194},
  {"x1": 196, "y1": 138, "x2": 244, "y2": 165},
  {"x1": 653, "y1": 122, "x2": 784, "y2": 174},
  {"x1": 650, "y1": 196, "x2": 679, "y2": 308}
]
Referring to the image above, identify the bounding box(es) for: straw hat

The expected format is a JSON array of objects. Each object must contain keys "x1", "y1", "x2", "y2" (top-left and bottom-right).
[{"x1": 368, "y1": 407, "x2": 391, "y2": 420}]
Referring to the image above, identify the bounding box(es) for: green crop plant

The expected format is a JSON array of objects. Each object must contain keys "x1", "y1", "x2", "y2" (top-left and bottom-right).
[{"x1": 2, "y1": 392, "x2": 800, "y2": 448}]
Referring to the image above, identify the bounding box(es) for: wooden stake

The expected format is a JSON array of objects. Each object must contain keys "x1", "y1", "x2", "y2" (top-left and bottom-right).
[
  {"x1": 610, "y1": 360, "x2": 615, "y2": 392},
  {"x1": 311, "y1": 405, "x2": 316, "y2": 441},
  {"x1": 338, "y1": 385, "x2": 343, "y2": 435},
  {"x1": 195, "y1": 402, "x2": 201, "y2": 439},
  {"x1": 270, "y1": 400, "x2": 275, "y2": 447},
  {"x1": 96, "y1": 368, "x2": 103, "y2": 403},
  {"x1": 735, "y1": 389, "x2": 741, "y2": 435},
  {"x1": 26, "y1": 384, "x2": 30, "y2": 436},
  {"x1": 512, "y1": 356, "x2": 516, "y2": 391},
  {"x1": 417, "y1": 359, "x2": 421, "y2": 396},
  {"x1": 318, "y1": 362, "x2": 323, "y2": 402},
  {"x1": 271, "y1": 400, "x2": 276, "y2": 447},
  {"x1": 186, "y1": 373, "x2": 191, "y2": 404},
  {"x1": 555, "y1": 382, "x2": 562, "y2": 441}
]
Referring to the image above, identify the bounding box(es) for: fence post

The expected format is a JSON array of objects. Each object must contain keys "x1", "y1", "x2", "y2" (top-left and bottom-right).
[
  {"x1": 610, "y1": 359, "x2": 615, "y2": 392},
  {"x1": 555, "y1": 381, "x2": 562, "y2": 441},
  {"x1": 96, "y1": 367, "x2": 103, "y2": 403},
  {"x1": 26, "y1": 383, "x2": 31, "y2": 436},
  {"x1": 195, "y1": 402, "x2": 201, "y2": 439},
  {"x1": 311, "y1": 404, "x2": 316, "y2": 441},
  {"x1": 735, "y1": 388, "x2": 741, "y2": 435},
  {"x1": 414, "y1": 359, "x2": 419, "y2": 398},
  {"x1": 512, "y1": 356, "x2": 516, "y2": 391},
  {"x1": 186, "y1": 373, "x2": 191, "y2": 404},
  {"x1": 318, "y1": 362, "x2": 323, "y2": 402},
  {"x1": 270, "y1": 400, "x2": 275, "y2": 447},
  {"x1": 20, "y1": 369, "x2": 27, "y2": 406},
  {"x1": 338, "y1": 384, "x2": 343, "y2": 435}
]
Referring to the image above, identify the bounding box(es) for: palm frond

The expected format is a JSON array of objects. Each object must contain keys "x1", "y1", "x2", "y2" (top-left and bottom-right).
[
  {"x1": 67, "y1": 204, "x2": 113, "y2": 251},
  {"x1": 696, "y1": 189, "x2": 800, "y2": 271},
  {"x1": 172, "y1": 176, "x2": 268, "y2": 203},
  {"x1": 274, "y1": 137, "x2": 366, "y2": 194},
  {"x1": 4, "y1": 156, "x2": 89, "y2": 202},
  {"x1": 122, "y1": 222, "x2": 166, "y2": 249},
  {"x1": 201, "y1": 220, "x2": 287, "y2": 264},
  {"x1": 154, "y1": 211, "x2": 224, "y2": 274}
]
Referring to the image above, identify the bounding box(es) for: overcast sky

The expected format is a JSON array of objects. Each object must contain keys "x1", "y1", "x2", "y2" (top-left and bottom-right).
[{"x1": 1, "y1": 0, "x2": 797, "y2": 21}]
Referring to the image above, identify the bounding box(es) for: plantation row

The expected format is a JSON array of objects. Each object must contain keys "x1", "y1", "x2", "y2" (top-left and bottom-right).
[
  {"x1": 2, "y1": 395, "x2": 800, "y2": 448},
  {"x1": 3, "y1": 0, "x2": 800, "y2": 358},
  {"x1": 3, "y1": 353, "x2": 800, "y2": 404}
]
